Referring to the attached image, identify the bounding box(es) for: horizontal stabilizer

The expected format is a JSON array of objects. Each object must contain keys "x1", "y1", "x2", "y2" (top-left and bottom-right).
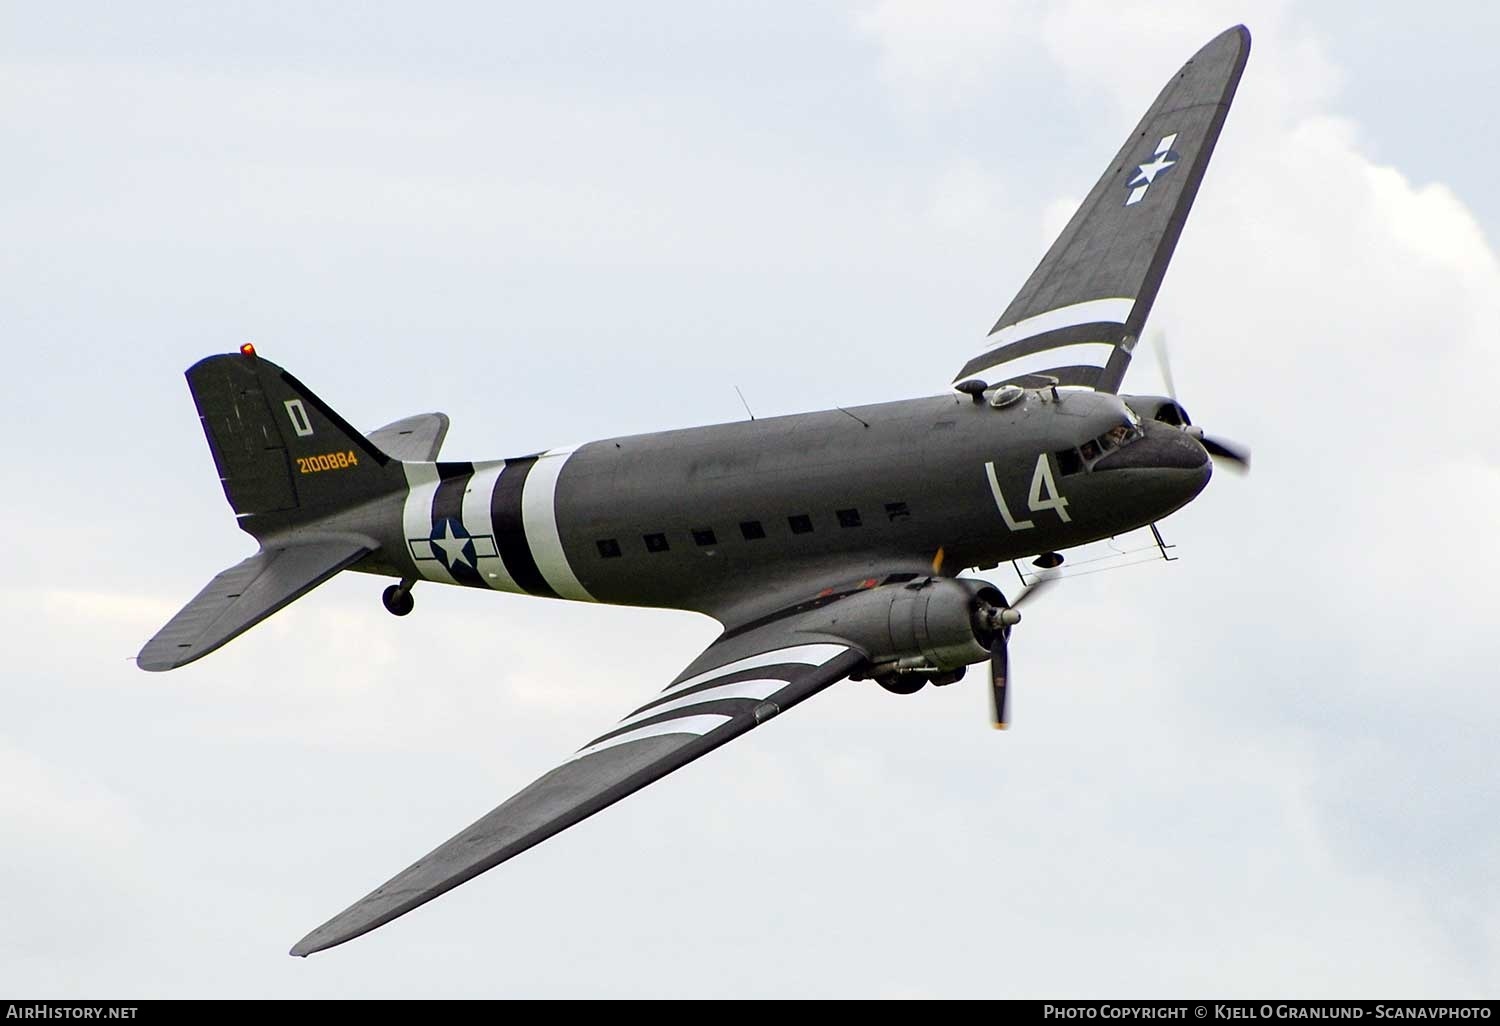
[
  {"x1": 368, "y1": 413, "x2": 450, "y2": 462},
  {"x1": 137, "y1": 535, "x2": 374, "y2": 672}
]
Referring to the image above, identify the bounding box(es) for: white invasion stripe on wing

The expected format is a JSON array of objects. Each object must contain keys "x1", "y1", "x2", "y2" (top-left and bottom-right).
[
  {"x1": 571, "y1": 714, "x2": 733, "y2": 762},
  {"x1": 663, "y1": 643, "x2": 847, "y2": 697},
  {"x1": 520, "y1": 446, "x2": 596, "y2": 602},
  {"x1": 619, "y1": 677, "x2": 787, "y2": 731},
  {"x1": 985, "y1": 297, "x2": 1135, "y2": 350},
  {"x1": 965, "y1": 341, "x2": 1119, "y2": 383},
  {"x1": 462, "y1": 461, "x2": 521, "y2": 594},
  {"x1": 402, "y1": 462, "x2": 456, "y2": 585}
]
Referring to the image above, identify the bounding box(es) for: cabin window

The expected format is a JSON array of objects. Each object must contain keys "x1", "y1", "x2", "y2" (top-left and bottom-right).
[
  {"x1": 788, "y1": 514, "x2": 814, "y2": 534},
  {"x1": 692, "y1": 528, "x2": 717, "y2": 547},
  {"x1": 884, "y1": 502, "x2": 911, "y2": 522},
  {"x1": 740, "y1": 520, "x2": 766, "y2": 540},
  {"x1": 836, "y1": 508, "x2": 862, "y2": 528},
  {"x1": 644, "y1": 532, "x2": 669, "y2": 553},
  {"x1": 596, "y1": 539, "x2": 622, "y2": 559}
]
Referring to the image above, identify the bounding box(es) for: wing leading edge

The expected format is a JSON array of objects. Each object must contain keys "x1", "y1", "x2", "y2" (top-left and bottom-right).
[
  {"x1": 290, "y1": 627, "x2": 868, "y2": 956},
  {"x1": 953, "y1": 25, "x2": 1250, "y2": 393}
]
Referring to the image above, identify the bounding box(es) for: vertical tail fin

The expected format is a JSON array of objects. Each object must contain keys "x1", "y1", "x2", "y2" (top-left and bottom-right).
[
  {"x1": 186, "y1": 348, "x2": 405, "y2": 536},
  {"x1": 139, "y1": 348, "x2": 410, "y2": 670}
]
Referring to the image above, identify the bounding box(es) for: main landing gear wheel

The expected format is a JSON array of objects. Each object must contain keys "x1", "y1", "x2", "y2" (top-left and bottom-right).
[{"x1": 382, "y1": 584, "x2": 415, "y2": 617}]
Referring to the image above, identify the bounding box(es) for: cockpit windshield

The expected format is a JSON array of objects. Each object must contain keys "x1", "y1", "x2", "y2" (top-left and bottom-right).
[{"x1": 1053, "y1": 417, "x2": 1144, "y2": 476}]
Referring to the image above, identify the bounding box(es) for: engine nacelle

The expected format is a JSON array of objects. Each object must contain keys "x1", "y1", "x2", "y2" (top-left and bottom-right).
[
  {"x1": 1121, "y1": 393, "x2": 1191, "y2": 427},
  {"x1": 885, "y1": 577, "x2": 1001, "y2": 672},
  {"x1": 812, "y1": 577, "x2": 1004, "y2": 679}
]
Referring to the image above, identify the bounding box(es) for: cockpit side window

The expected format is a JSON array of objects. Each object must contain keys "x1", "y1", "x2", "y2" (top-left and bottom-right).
[
  {"x1": 1056, "y1": 448, "x2": 1084, "y2": 476},
  {"x1": 1055, "y1": 418, "x2": 1143, "y2": 474}
]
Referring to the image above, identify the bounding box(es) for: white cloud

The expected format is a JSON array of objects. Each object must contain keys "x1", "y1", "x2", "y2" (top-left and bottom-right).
[
  {"x1": 927, "y1": 158, "x2": 1010, "y2": 236},
  {"x1": 855, "y1": 0, "x2": 1038, "y2": 109}
]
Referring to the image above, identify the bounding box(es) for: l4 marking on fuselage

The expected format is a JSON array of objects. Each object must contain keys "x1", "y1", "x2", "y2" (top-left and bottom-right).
[{"x1": 986, "y1": 454, "x2": 1071, "y2": 531}]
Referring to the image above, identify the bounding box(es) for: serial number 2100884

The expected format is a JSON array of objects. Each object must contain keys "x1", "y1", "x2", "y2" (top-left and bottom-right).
[{"x1": 297, "y1": 451, "x2": 360, "y2": 474}]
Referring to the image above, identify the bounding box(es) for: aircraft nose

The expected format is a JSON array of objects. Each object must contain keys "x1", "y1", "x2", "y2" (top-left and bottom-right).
[{"x1": 1093, "y1": 420, "x2": 1210, "y2": 472}]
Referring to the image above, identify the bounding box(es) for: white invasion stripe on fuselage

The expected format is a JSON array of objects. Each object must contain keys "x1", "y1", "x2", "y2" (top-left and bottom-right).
[
  {"x1": 520, "y1": 446, "x2": 595, "y2": 602},
  {"x1": 663, "y1": 643, "x2": 847, "y2": 697},
  {"x1": 985, "y1": 297, "x2": 1135, "y2": 350},
  {"x1": 401, "y1": 462, "x2": 456, "y2": 585},
  {"x1": 618, "y1": 676, "x2": 788, "y2": 731},
  {"x1": 462, "y1": 461, "x2": 523, "y2": 594},
  {"x1": 571, "y1": 714, "x2": 732, "y2": 762}
]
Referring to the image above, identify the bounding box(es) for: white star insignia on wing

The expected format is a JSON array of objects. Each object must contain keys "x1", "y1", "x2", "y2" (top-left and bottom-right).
[
  {"x1": 1124, "y1": 133, "x2": 1180, "y2": 206},
  {"x1": 1129, "y1": 153, "x2": 1177, "y2": 187}
]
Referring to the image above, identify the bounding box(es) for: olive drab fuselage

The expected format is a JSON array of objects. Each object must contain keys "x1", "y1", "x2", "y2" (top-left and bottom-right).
[{"x1": 361, "y1": 388, "x2": 1211, "y2": 626}]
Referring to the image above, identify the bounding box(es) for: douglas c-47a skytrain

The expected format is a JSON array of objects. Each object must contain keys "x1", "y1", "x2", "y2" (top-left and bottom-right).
[{"x1": 140, "y1": 26, "x2": 1252, "y2": 956}]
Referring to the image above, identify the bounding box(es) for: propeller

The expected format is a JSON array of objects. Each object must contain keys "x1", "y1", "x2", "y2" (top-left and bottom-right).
[
  {"x1": 990, "y1": 639, "x2": 1011, "y2": 730},
  {"x1": 1152, "y1": 328, "x2": 1180, "y2": 405},
  {"x1": 1151, "y1": 331, "x2": 1251, "y2": 472},
  {"x1": 975, "y1": 572, "x2": 1056, "y2": 730},
  {"x1": 1195, "y1": 430, "x2": 1251, "y2": 469}
]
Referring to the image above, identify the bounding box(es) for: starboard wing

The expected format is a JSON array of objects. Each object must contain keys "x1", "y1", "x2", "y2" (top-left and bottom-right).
[
  {"x1": 290, "y1": 623, "x2": 869, "y2": 955},
  {"x1": 953, "y1": 25, "x2": 1250, "y2": 394}
]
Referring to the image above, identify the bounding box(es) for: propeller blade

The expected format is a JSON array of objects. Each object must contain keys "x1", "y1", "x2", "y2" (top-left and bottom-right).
[
  {"x1": 1201, "y1": 435, "x2": 1251, "y2": 470},
  {"x1": 989, "y1": 637, "x2": 1010, "y2": 730},
  {"x1": 1009, "y1": 570, "x2": 1058, "y2": 610},
  {"x1": 1153, "y1": 331, "x2": 1250, "y2": 471},
  {"x1": 1151, "y1": 330, "x2": 1178, "y2": 404}
]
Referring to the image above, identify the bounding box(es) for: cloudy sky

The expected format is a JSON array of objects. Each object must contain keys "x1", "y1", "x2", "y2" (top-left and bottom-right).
[{"x1": 4, "y1": 0, "x2": 1497, "y2": 998}]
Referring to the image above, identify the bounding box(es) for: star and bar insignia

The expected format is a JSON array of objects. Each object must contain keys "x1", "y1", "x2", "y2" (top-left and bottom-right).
[
  {"x1": 1125, "y1": 133, "x2": 1179, "y2": 205},
  {"x1": 409, "y1": 518, "x2": 499, "y2": 573}
]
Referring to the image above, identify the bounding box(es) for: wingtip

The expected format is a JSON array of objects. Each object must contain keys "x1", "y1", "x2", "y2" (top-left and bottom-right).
[
  {"x1": 1217, "y1": 24, "x2": 1252, "y2": 53},
  {"x1": 289, "y1": 919, "x2": 346, "y2": 957},
  {"x1": 134, "y1": 643, "x2": 186, "y2": 673},
  {"x1": 288, "y1": 935, "x2": 324, "y2": 958},
  {"x1": 1182, "y1": 25, "x2": 1249, "y2": 62}
]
